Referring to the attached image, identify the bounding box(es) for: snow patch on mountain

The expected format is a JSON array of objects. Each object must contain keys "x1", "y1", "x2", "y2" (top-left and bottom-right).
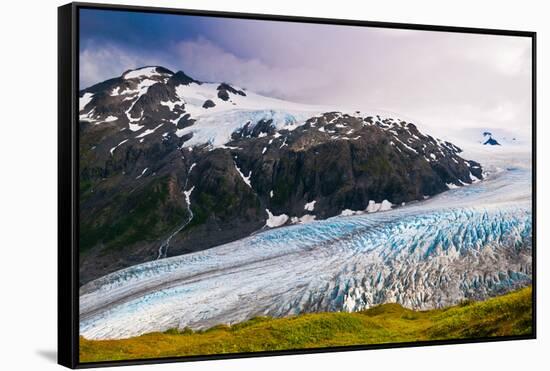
[
  {"x1": 340, "y1": 209, "x2": 361, "y2": 216},
  {"x1": 103, "y1": 115, "x2": 118, "y2": 123},
  {"x1": 160, "y1": 100, "x2": 181, "y2": 111},
  {"x1": 304, "y1": 200, "x2": 316, "y2": 211},
  {"x1": 234, "y1": 162, "x2": 252, "y2": 188},
  {"x1": 265, "y1": 209, "x2": 289, "y2": 228},
  {"x1": 124, "y1": 78, "x2": 160, "y2": 131},
  {"x1": 135, "y1": 168, "x2": 148, "y2": 180},
  {"x1": 291, "y1": 214, "x2": 316, "y2": 224},
  {"x1": 109, "y1": 139, "x2": 129, "y2": 156},
  {"x1": 136, "y1": 124, "x2": 164, "y2": 139},
  {"x1": 184, "y1": 186, "x2": 195, "y2": 207},
  {"x1": 366, "y1": 200, "x2": 393, "y2": 213},
  {"x1": 123, "y1": 66, "x2": 165, "y2": 80},
  {"x1": 80, "y1": 93, "x2": 94, "y2": 111}
]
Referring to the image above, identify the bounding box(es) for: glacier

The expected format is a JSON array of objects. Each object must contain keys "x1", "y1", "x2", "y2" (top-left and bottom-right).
[{"x1": 80, "y1": 163, "x2": 532, "y2": 340}]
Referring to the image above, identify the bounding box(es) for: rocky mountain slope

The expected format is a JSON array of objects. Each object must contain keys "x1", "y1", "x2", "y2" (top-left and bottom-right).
[{"x1": 79, "y1": 66, "x2": 483, "y2": 284}]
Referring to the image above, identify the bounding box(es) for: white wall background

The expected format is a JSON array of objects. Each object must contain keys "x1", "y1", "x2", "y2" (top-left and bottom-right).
[{"x1": 0, "y1": 0, "x2": 545, "y2": 369}]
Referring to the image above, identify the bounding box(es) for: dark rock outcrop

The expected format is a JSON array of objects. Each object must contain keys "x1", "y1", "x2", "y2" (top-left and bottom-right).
[
  {"x1": 202, "y1": 99, "x2": 216, "y2": 109},
  {"x1": 217, "y1": 82, "x2": 246, "y2": 101},
  {"x1": 484, "y1": 137, "x2": 501, "y2": 145}
]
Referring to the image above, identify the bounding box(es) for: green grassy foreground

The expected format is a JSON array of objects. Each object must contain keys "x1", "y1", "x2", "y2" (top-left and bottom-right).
[{"x1": 80, "y1": 286, "x2": 532, "y2": 362}]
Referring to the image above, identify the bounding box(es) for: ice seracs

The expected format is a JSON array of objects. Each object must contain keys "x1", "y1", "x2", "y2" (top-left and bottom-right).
[{"x1": 79, "y1": 165, "x2": 531, "y2": 340}]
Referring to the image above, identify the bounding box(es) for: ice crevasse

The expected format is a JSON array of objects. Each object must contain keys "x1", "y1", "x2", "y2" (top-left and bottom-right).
[{"x1": 80, "y1": 167, "x2": 532, "y2": 340}]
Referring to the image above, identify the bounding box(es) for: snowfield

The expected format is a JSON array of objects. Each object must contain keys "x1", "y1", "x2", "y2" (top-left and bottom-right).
[
  {"x1": 80, "y1": 156, "x2": 532, "y2": 340},
  {"x1": 171, "y1": 84, "x2": 330, "y2": 148},
  {"x1": 123, "y1": 66, "x2": 169, "y2": 80}
]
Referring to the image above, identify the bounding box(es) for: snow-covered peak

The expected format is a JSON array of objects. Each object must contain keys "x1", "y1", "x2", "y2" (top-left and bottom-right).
[
  {"x1": 79, "y1": 66, "x2": 475, "y2": 154},
  {"x1": 482, "y1": 131, "x2": 500, "y2": 145},
  {"x1": 171, "y1": 82, "x2": 329, "y2": 147},
  {"x1": 123, "y1": 66, "x2": 172, "y2": 80}
]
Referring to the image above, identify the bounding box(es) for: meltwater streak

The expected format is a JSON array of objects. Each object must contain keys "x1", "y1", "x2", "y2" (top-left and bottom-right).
[
  {"x1": 156, "y1": 166, "x2": 195, "y2": 260},
  {"x1": 80, "y1": 167, "x2": 532, "y2": 340}
]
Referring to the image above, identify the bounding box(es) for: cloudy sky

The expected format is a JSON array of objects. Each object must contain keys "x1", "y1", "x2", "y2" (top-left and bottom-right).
[{"x1": 80, "y1": 8, "x2": 532, "y2": 141}]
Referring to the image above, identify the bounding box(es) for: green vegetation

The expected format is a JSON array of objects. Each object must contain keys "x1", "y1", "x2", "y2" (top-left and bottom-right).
[
  {"x1": 355, "y1": 153, "x2": 392, "y2": 176},
  {"x1": 79, "y1": 179, "x2": 94, "y2": 204},
  {"x1": 272, "y1": 175, "x2": 294, "y2": 205},
  {"x1": 186, "y1": 178, "x2": 262, "y2": 229},
  {"x1": 80, "y1": 286, "x2": 532, "y2": 362},
  {"x1": 79, "y1": 176, "x2": 188, "y2": 252},
  {"x1": 187, "y1": 188, "x2": 240, "y2": 228}
]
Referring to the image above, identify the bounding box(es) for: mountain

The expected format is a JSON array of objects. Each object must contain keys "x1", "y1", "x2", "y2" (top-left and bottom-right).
[
  {"x1": 483, "y1": 132, "x2": 501, "y2": 146},
  {"x1": 78, "y1": 66, "x2": 483, "y2": 284}
]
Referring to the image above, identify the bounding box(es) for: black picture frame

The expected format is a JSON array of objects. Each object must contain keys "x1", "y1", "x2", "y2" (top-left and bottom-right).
[{"x1": 58, "y1": 2, "x2": 537, "y2": 369}]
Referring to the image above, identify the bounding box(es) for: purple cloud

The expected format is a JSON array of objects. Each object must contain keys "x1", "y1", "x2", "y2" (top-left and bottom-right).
[{"x1": 80, "y1": 10, "x2": 532, "y2": 142}]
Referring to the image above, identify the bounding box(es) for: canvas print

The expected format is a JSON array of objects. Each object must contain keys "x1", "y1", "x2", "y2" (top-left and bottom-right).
[{"x1": 77, "y1": 8, "x2": 533, "y2": 363}]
